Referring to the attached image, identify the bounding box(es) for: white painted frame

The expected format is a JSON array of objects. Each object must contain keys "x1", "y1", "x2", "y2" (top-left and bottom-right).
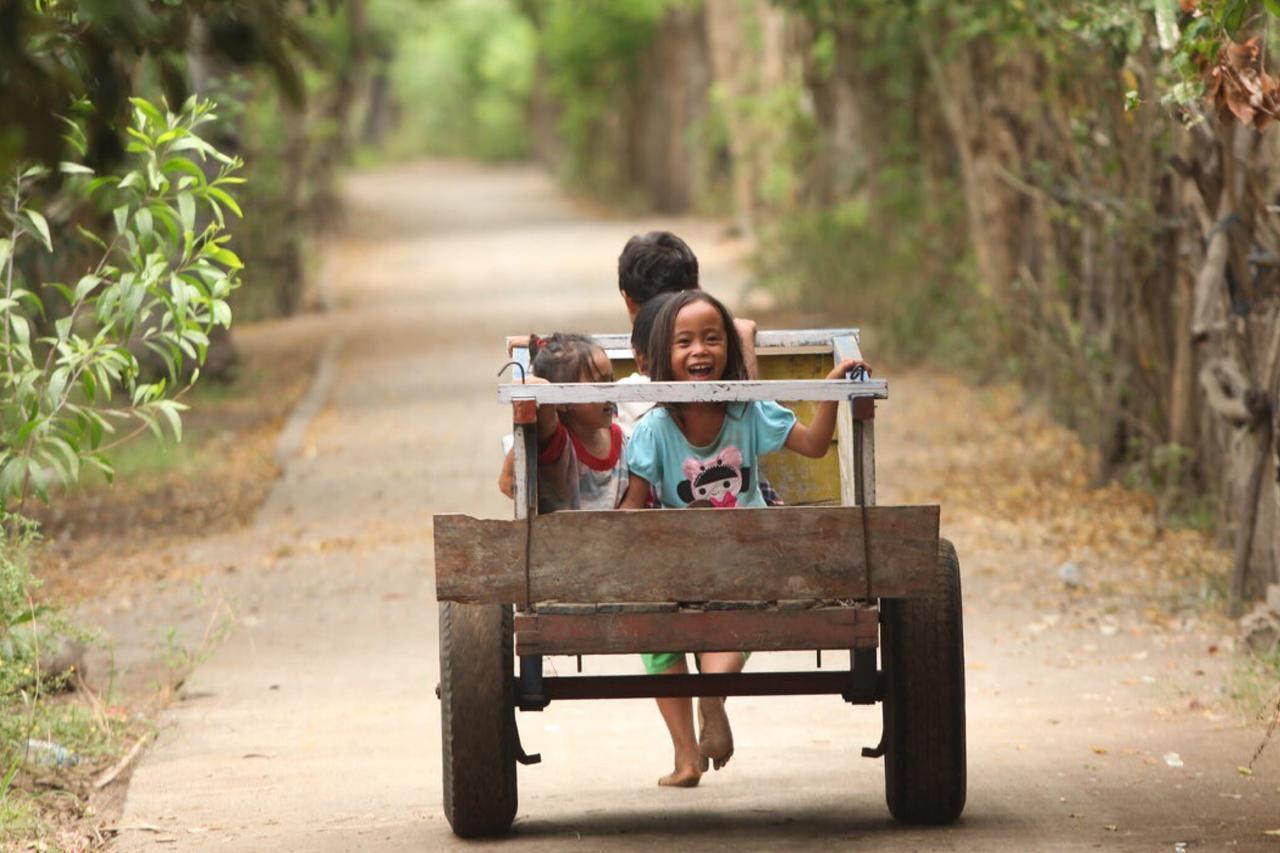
[
  {"x1": 505, "y1": 327, "x2": 878, "y2": 512},
  {"x1": 499, "y1": 378, "x2": 886, "y2": 405}
]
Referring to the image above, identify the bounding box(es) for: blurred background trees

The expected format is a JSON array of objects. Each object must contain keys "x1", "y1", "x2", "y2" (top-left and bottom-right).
[
  {"x1": 413, "y1": 0, "x2": 1280, "y2": 615},
  {"x1": 4, "y1": 0, "x2": 1279, "y2": 605}
]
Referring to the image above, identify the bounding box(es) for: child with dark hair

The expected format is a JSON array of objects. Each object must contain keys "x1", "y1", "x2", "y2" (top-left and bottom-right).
[
  {"x1": 515, "y1": 333, "x2": 628, "y2": 513},
  {"x1": 615, "y1": 231, "x2": 758, "y2": 378},
  {"x1": 618, "y1": 289, "x2": 867, "y2": 788},
  {"x1": 617, "y1": 231, "x2": 700, "y2": 312}
]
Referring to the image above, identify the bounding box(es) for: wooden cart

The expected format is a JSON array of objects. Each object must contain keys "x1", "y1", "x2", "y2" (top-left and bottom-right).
[{"x1": 433, "y1": 329, "x2": 965, "y2": 837}]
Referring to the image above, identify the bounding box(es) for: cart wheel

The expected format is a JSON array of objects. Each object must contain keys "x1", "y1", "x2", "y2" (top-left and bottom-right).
[
  {"x1": 439, "y1": 602, "x2": 517, "y2": 837},
  {"x1": 880, "y1": 538, "x2": 966, "y2": 825}
]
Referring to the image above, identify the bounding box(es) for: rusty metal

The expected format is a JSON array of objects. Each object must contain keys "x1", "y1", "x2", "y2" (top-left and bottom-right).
[
  {"x1": 530, "y1": 671, "x2": 882, "y2": 703},
  {"x1": 515, "y1": 607, "x2": 879, "y2": 657},
  {"x1": 512, "y1": 399, "x2": 537, "y2": 425},
  {"x1": 852, "y1": 398, "x2": 875, "y2": 420}
]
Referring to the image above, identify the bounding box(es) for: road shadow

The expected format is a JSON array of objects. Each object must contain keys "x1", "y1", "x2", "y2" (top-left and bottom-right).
[{"x1": 506, "y1": 805, "x2": 1013, "y2": 847}]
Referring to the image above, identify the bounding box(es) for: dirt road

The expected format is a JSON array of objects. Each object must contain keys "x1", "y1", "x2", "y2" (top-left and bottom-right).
[{"x1": 109, "y1": 161, "x2": 1278, "y2": 851}]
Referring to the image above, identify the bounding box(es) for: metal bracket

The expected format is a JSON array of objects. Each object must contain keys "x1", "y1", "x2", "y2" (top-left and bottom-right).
[
  {"x1": 517, "y1": 654, "x2": 549, "y2": 711},
  {"x1": 844, "y1": 647, "x2": 878, "y2": 703},
  {"x1": 512, "y1": 714, "x2": 542, "y2": 765}
]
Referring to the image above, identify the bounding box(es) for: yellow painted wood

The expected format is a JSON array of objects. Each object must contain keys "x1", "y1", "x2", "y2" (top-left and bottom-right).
[{"x1": 607, "y1": 351, "x2": 844, "y2": 506}]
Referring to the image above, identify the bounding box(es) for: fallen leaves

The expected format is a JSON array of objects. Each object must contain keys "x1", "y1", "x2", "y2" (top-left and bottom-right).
[{"x1": 1205, "y1": 38, "x2": 1280, "y2": 130}]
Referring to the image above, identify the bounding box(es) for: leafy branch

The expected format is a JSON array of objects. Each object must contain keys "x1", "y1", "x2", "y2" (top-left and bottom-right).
[{"x1": 0, "y1": 96, "x2": 245, "y2": 520}]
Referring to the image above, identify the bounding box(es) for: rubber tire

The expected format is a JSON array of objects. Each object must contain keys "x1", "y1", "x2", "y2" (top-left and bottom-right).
[
  {"x1": 880, "y1": 538, "x2": 967, "y2": 825},
  {"x1": 439, "y1": 602, "x2": 517, "y2": 837}
]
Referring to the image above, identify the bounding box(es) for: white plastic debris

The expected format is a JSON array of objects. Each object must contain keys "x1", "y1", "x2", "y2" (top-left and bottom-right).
[
  {"x1": 1163, "y1": 752, "x2": 1184, "y2": 768},
  {"x1": 1058, "y1": 562, "x2": 1083, "y2": 588}
]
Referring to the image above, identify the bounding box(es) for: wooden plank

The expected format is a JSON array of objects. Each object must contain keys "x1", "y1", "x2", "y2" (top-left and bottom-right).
[
  {"x1": 501, "y1": 377, "x2": 887, "y2": 405},
  {"x1": 596, "y1": 602, "x2": 679, "y2": 613},
  {"x1": 758, "y1": 353, "x2": 843, "y2": 506},
  {"x1": 433, "y1": 514, "x2": 524, "y2": 604},
  {"x1": 433, "y1": 505, "x2": 940, "y2": 604},
  {"x1": 514, "y1": 607, "x2": 879, "y2": 656},
  {"x1": 533, "y1": 602, "x2": 598, "y2": 614},
  {"x1": 833, "y1": 336, "x2": 862, "y2": 509}
]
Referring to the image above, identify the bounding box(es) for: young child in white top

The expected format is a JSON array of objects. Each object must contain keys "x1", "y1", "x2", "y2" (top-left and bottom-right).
[{"x1": 518, "y1": 333, "x2": 628, "y2": 513}]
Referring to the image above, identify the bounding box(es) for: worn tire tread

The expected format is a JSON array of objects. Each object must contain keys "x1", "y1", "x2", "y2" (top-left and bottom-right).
[
  {"x1": 882, "y1": 538, "x2": 967, "y2": 825},
  {"x1": 439, "y1": 602, "x2": 517, "y2": 837}
]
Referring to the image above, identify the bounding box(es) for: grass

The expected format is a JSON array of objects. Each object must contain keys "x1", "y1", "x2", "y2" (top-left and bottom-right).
[{"x1": 1, "y1": 685, "x2": 145, "y2": 845}]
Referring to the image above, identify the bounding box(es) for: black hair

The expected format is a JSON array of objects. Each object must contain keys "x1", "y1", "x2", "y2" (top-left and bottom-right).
[
  {"x1": 630, "y1": 292, "x2": 674, "y2": 361},
  {"x1": 617, "y1": 231, "x2": 699, "y2": 303},
  {"x1": 529, "y1": 332, "x2": 605, "y2": 384},
  {"x1": 645, "y1": 290, "x2": 747, "y2": 384}
]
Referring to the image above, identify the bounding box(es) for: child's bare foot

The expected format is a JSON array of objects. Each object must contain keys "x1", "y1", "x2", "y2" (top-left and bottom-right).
[
  {"x1": 658, "y1": 749, "x2": 707, "y2": 787},
  {"x1": 698, "y1": 696, "x2": 734, "y2": 770}
]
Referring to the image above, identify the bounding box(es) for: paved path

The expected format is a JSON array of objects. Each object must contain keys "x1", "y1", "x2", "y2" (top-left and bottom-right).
[{"x1": 112, "y1": 161, "x2": 1279, "y2": 852}]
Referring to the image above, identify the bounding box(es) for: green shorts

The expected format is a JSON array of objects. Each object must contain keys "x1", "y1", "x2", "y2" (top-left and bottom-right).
[{"x1": 642, "y1": 651, "x2": 750, "y2": 675}]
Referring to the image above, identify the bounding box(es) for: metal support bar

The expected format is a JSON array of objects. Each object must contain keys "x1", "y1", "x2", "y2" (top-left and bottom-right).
[
  {"x1": 518, "y1": 654, "x2": 548, "y2": 711},
  {"x1": 846, "y1": 647, "x2": 878, "y2": 703},
  {"x1": 521, "y1": 671, "x2": 880, "y2": 703}
]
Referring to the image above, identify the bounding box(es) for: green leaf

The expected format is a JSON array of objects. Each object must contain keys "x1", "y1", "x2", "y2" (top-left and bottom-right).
[
  {"x1": 73, "y1": 275, "x2": 101, "y2": 302},
  {"x1": 12, "y1": 287, "x2": 44, "y2": 317},
  {"x1": 118, "y1": 171, "x2": 143, "y2": 191},
  {"x1": 48, "y1": 436, "x2": 80, "y2": 481},
  {"x1": 1266, "y1": 0, "x2": 1280, "y2": 17},
  {"x1": 9, "y1": 314, "x2": 29, "y2": 345},
  {"x1": 22, "y1": 209, "x2": 52, "y2": 252},
  {"x1": 85, "y1": 453, "x2": 114, "y2": 483},
  {"x1": 135, "y1": 207, "x2": 154, "y2": 238},
  {"x1": 205, "y1": 186, "x2": 243, "y2": 218},
  {"x1": 208, "y1": 247, "x2": 244, "y2": 270},
  {"x1": 76, "y1": 224, "x2": 109, "y2": 250},
  {"x1": 59, "y1": 162, "x2": 94, "y2": 175},
  {"x1": 16, "y1": 413, "x2": 43, "y2": 446},
  {"x1": 130, "y1": 97, "x2": 166, "y2": 129},
  {"x1": 212, "y1": 300, "x2": 232, "y2": 327},
  {"x1": 155, "y1": 401, "x2": 184, "y2": 442},
  {"x1": 113, "y1": 205, "x2": 130, "y2": 235},
  {"x1": 0, "y1": 238, "x2": 11, "y2": 270},
  {"x1": 1222, "y1": 0, "x2": 1249, "y2": 35},
  {"x1": 177, "y1": 192, "x2": 196, "y2": 233},
  {"x1": 161, "y1": 156, "x2": 207, "y2": 186},
  {"x1": 147, "y1": 158, "x2": 164, "y2": 192}
]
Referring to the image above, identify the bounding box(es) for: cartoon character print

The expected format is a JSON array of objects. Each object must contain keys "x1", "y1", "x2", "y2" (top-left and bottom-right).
[{"x1": 677, "y1": 445, "x2": 752, "y2": 508}]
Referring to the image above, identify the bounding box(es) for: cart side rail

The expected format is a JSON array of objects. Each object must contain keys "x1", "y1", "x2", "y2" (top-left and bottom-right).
[
  {"x1": 433, "y1": 505, "x2": 939, "y2": 607},
  {"x1": 498, "y1": 377, "x2": 887, "y2": 406}
]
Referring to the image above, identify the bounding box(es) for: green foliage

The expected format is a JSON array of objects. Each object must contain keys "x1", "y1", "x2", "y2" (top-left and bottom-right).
[
  {"x1": 374, "y1": 0, "x2": 537, "y2": 161},
  {"x1": 531, "y1": 0, "x2": 673, "y2": 187},
  {"x1": 0, "y1": 0, "x2": 321, "y2": 176},
  {"x1": 0, "y1": 96, "x2": 243, "y2": 511}
]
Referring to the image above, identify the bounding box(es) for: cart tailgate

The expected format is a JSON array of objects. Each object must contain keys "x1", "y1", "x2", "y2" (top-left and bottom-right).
[{"x1": 433, "y1": 505, "x2": 939, "y2": 605}]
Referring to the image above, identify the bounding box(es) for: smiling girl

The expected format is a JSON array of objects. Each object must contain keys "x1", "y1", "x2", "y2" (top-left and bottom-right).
[
  {"x1": 524, "y1": 333, "x2": 628, "y2": 513},
  {"x1": 617, "y1": 290, "x2": 864, "y2": 788}
]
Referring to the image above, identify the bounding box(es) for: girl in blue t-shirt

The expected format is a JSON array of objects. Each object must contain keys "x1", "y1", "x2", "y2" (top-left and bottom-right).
[{"x1": 617, "y1": 290, "x2": 866, "y2": 788}]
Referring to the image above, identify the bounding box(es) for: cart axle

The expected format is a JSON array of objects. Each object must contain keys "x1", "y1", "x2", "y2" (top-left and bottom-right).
[{"x1": 517, "y1": 670, "x2": 882, "y2": 707}]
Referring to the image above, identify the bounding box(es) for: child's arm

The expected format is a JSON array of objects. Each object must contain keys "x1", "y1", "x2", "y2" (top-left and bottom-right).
[
  {"x1": 734, "y1": 317, "x2": 760, "y2": 379},
  {"x1": 498, "y1": 449, "x2": 516, "y2": 498},
  {"x1": 497, "y1": 377, "x2": 561, "y2": 497},
  {"x1": 619, "y1": 473, "x2": 653, "y2": 509},
  {"x1": 784, "y1": 358, "x2": 870, "y2": 458}
]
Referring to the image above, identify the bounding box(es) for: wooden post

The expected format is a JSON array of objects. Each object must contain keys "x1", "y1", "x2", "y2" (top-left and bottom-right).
[{"x1": 512, "y1": 410, "x2": 536, "y2": 609}]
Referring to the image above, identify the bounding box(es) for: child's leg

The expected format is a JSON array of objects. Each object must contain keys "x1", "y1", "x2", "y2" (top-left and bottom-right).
[
  {"x1": 651, "y1": 658, "x2": 704, "y2": 787},
  {"x1": 696, "y1": 651, "x2": 746, "y2": 769}
]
